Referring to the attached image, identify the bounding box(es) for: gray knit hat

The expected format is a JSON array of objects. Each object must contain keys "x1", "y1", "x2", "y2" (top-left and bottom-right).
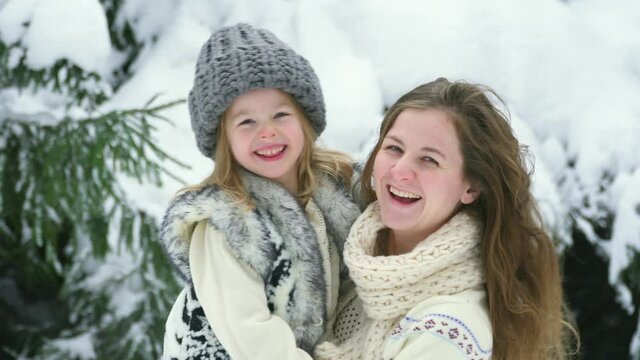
[{"x1": 188, "y1": 23, "x2": 326, "y2": 158}]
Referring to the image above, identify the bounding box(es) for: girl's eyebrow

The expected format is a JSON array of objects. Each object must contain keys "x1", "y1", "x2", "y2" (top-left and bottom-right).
[
  {"x1": 275, "y1": 102, "x2": 295, "y2": 111},
  {"x1": 386, "y1": 134, "x2": 447, "y2": 159}
]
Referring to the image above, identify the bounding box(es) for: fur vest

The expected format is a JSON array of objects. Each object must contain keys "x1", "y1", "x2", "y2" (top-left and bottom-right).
[{"x1": 161, "y1": 171, "x2": 361, "y2": 359}]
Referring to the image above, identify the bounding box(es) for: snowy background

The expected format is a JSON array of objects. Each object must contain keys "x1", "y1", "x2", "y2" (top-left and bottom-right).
[{"x1": 1, "y1": 0, "x2": 640, "y2": 358}]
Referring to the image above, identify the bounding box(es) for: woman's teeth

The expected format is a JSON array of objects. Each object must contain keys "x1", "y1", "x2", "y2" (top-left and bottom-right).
[
  {"x1": 256, "y1": 146, "x2": 285, "y2": 156},
  {"x1": 389, "y1": 186, "x2": 422, "y2": 200}
]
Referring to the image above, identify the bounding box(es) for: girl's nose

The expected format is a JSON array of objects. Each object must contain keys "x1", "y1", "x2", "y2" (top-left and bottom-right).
[{"x1": 259, "y1": 123, "x2": 276, "y2": 139}]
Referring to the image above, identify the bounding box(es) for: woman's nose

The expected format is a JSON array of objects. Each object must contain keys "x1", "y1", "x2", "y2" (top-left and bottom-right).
[{"x1": 390, "y1": 156, "x2": 414, "y2": 181}]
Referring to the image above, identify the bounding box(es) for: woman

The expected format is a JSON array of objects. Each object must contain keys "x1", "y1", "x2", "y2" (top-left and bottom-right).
[{"x1": 315, "y1": 78, "x2": 576, "y2": 359}]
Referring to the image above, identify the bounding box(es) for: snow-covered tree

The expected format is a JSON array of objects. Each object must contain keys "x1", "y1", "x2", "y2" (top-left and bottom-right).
[
  {"x1": 1, "y1": 0, "x2": 639, "y2": 359},
  {"x1": 0, "y1": 0, "x2": 183, "y2": 358}
]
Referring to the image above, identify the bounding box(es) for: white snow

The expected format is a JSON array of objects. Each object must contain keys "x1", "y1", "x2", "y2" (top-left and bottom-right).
[
  {"x1": 607, "y1": 168, "x2": 640, "y2": 312},
  {"x1": 115, "y1": 0, "x2": 640, "y2": 318},
  {"x1": 48, "y1": 332, "x2": 96, "y2": 359},
  {"x1": 0, "y1": 0, "x2": 39, "y2": 44},
  {"x1": 116, "y1": 0, "x2": 177, "y2": 42},
  {"x1": 2, "y1": 0, "x2": 640, "y2": 355},
  {"x1": 11, "y1": 0, "x2": 111, "y2": 74}
]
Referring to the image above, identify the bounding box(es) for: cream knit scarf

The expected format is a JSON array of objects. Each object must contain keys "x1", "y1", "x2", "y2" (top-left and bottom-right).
[{"x1": 316, "y1": 202, "x2": 484, "y2": 359}]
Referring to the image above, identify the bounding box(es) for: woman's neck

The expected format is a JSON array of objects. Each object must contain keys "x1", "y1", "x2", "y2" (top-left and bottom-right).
[{"x1": 387, "y1": 231, "x2": 426, "y2": 255}]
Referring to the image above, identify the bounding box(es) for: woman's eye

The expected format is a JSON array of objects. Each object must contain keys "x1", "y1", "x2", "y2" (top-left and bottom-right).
[
  {"x1": 383, "y1": 145, "x2": 401, "y2": 152},
  {"x1": 422, "y1": 157, "x2": 439, "y2": 166}
]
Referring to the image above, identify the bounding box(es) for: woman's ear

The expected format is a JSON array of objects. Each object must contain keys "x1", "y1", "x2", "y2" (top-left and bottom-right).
[{"x1": 460, "y1": 185, "x2": 480, "y2": 205}]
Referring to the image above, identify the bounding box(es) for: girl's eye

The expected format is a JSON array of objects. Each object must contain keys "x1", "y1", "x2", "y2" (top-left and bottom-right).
[
  {"x1": 274, "y1": 112, "x2": 290, "y2": 119},
  {"x1": 238, "y1": 118, "x2": 255, "y2": 126}
]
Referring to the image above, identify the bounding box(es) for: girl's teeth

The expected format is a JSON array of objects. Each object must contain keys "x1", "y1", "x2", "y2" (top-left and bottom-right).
[
  {"x1": 389, "y1": 186, "x2": 421, "y2": 199},
  {"x1": 256, "y1": 146, "x2": 285, "y2": 156}
]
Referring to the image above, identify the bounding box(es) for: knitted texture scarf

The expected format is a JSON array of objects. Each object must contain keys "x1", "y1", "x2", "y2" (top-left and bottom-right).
[{"x1": 316, "y1": 201, "x2": 484, "y2": 359}]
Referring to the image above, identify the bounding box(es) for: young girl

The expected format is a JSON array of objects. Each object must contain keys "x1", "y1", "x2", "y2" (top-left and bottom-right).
[
  {"x1": 315, "y1": 78, "x2": 577, "y2": 359},
  {"x1": 161, "y1": 23, "x2": 361, "y2": 359}
]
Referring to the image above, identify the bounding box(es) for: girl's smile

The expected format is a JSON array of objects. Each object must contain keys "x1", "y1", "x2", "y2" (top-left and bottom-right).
[{"x1": 254, "y1": 144, "x2": 287, "y2": 159}]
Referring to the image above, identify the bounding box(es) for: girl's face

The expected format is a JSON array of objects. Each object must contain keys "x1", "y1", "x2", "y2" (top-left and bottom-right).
[
  {"x1": 225, "y1": 88, "x2": 305, "y2": 193},
  {"x1": 373, "y1": 108, "x2": 478, "y2": 249}
]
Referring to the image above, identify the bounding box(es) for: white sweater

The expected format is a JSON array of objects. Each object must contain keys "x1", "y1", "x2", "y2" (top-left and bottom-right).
[
  {"x1": 315, "y1": 202, "x2": 493, "y2": 360},
  {"x1": 164, "y1": 199, "x2": 339, "y2": 360}
]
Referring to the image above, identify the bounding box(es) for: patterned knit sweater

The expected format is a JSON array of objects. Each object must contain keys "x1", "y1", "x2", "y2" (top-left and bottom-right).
[{"x1": 315, "y1": 202, "x2": 493, "y2": 360}]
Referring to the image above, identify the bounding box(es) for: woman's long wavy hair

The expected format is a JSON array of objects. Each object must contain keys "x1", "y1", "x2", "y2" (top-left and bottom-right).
[
  {"x1": 360, "y1": 78, "x2": 578, "y2": 360},
  {"x1": 183, "y1": 91, "x2": 353, "y2": 207}
]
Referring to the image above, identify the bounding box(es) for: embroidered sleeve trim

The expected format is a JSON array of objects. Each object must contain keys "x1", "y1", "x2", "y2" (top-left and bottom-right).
[{"x1": 390, "y1": 313, "x2": 492, "y2": 360}]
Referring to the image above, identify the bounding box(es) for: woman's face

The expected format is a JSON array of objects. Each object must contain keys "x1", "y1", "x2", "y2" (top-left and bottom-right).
[{"x1": 373, "y1": 108, "x2": 478, "y2": 246}]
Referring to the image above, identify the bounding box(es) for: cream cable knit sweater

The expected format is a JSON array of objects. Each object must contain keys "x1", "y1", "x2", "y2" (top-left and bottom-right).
[{"x1": 315, "y1": 202, "x2": 492, "y2": 360}]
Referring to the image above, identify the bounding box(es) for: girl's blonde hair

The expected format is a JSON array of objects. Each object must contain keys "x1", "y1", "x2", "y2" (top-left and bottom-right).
[
  {"x1": 361, "y1": 78, "x2": 579, "y2": 360},
  {"x1": 184, "y1": 92, "x2": 352, "y2": 207}
]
